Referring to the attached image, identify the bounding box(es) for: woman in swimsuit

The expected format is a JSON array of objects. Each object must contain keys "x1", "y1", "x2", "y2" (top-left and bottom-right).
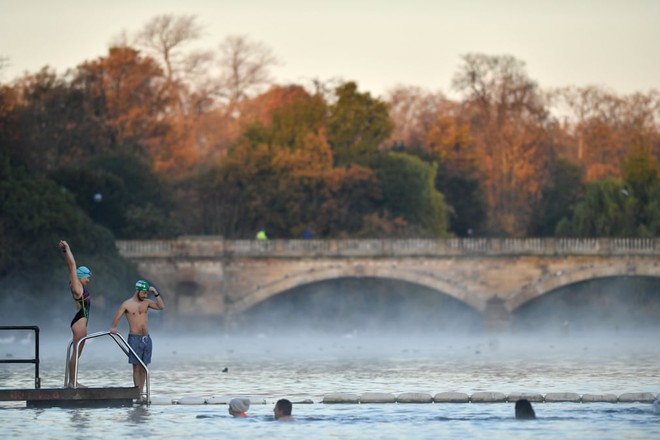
[{"x1": 59, "y1": 240, "x2": 91, "y2": 388}]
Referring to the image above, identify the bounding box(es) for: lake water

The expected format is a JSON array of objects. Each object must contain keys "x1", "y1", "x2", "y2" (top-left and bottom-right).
[{"x1": 1, "y1": 329, "x2": 659, "y2": 439}]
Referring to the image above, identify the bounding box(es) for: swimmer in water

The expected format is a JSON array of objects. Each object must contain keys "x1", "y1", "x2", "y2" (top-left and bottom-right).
[
  {"x1": 228, "y1": 398, "x2": 250, "y2": 417},
  {"x1": 274, "y1": 398, "x2": 295, "y2": 421},
  {"x1": 515, "y1": 399, "x2": 536, "y2": 419}
]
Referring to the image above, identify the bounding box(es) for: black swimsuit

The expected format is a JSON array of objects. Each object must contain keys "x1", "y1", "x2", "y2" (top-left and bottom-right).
[{"x1": 70, "y1": 287, "x2": 91, "y2": 327}]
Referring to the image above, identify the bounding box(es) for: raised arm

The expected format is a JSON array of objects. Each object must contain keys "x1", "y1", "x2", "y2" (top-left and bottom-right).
[
  {"x1": 59, "y1": 240, "x2": 83, "y2": 300},
  {"x1": 148, "y1": 286, "x2": 165, "y2": 310}
]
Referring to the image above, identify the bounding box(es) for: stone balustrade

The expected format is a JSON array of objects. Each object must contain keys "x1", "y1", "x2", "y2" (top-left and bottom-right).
[{"x1": 117, "y1": 237, "x2": 660, "y2": 259}]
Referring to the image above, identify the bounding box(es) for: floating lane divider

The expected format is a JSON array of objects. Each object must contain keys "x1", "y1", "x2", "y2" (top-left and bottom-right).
[{"x1": 148, "y1": 392, "x2": 659, "y2": 405}]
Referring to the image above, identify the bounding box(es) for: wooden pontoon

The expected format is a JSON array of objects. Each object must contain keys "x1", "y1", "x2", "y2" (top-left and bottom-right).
[
  {"x1": 1, "y1": 326, "x2": 148, "y2": 408},
  {"x1": 0, "y1": 386, "x2": 139, "y2": 408}
]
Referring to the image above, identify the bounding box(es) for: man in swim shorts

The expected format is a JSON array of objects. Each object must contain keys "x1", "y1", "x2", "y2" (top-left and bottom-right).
[{"x1": 110, "y1": 280, "x2": 164, "y2": 401}]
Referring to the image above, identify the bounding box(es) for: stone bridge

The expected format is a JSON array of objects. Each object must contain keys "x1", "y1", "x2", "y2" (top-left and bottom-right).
[{"x1": 116, "y1": 237, "x2": 660, "y2": 328}]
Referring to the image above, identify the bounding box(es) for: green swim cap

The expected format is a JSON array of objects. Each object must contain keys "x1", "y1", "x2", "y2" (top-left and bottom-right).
[{"x1": 135, "y1": 280, "x2": 150, "y2": 291}]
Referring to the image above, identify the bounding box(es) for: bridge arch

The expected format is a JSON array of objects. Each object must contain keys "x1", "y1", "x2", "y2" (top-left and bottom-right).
[
  {"x1": 507, "y1": 260, "x2": 660, "y2": 311},
  {"x1": 228, "y1": 265, "x2": 484, "y2": 315}
]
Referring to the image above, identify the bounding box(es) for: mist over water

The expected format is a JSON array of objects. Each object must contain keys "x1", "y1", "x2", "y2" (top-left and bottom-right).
[
  {"x1": 513, "y1": 276, "x2": 660, "y2": 333},
  {"x1": 2, "y1": 275, "x2": 659, "y2": 379},
  {"x1": 237, "y1": 278, "x2": 483, "y2": 336},
  {"x1": 232, "y1": 276, "x2": 660, "y2": 338}
]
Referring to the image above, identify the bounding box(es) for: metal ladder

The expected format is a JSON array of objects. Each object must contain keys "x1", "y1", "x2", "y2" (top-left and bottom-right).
[
  {"x1": 0, "y1": 326, "x2": 40, "y2": 388},
  {"x1": 65, "y1": 330, "x2": 150, "y2": 404}
]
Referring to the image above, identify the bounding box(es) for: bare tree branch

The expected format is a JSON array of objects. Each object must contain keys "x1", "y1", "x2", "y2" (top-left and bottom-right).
[
  {"x1": 134, "y1": 14, "x2": 212, "y2": 83},
  {"x1": 216, "y1": 35, "x2": 278, "y2": 106},
  {"x1": 0, "y1": 56, "x2": 10, "y2": 80}
]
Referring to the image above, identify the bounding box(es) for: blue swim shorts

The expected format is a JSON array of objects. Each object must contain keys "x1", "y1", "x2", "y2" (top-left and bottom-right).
[{"x1": 127, "y1": 334, "x2": 152, "y2": 365}]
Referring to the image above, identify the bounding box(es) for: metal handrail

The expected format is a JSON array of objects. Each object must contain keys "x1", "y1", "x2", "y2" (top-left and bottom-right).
[
  {"x1": 0, "y1": 326, "x2": 40, "y2": 388},
  {"x1": 65, "y1": 330, "x2": 150, "y2": 404}
]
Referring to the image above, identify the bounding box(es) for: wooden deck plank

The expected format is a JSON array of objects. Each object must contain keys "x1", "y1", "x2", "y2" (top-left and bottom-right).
[{"x1": 0, "y1": 387, "x2": 140, "y2": 408}]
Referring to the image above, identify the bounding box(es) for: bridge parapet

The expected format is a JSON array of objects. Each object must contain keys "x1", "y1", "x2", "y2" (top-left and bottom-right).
[{"x1": 116, "y1": 237, "x2": 660, "y2": 258}]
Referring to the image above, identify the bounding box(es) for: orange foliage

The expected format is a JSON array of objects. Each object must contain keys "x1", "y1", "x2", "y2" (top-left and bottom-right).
[
  {"x1": 236, "y1": 85, "x2": 311, "y2": 128},
  {"x1": 424, "y1": 115, "x2": 472, "y2": 159},
  {"x1": 271, "y1": 130, "x2": 333, "y2": 177},
  {"x1": 76, "y1": 47, "x2": 173, "y2": 166},
  {"x1": 552, "y1": 86, "x2": 660, "y2": 183}
]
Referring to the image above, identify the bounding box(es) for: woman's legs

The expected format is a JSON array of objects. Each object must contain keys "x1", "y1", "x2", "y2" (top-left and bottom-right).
[{"x1": 68, "y1": 318, "x2": 87, "y2": 387}]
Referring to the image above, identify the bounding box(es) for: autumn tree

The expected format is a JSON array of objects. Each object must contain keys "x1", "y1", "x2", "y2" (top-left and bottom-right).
[
  {"x1": 452, "y1": 53, "x2": 553, "y2": 236},
  {"x1": 386, "y1": 85, "x2": 451, "y2": 151},
  {"x1": 133, "y1": 14, "x2": 211, "y2": 87},
  {"x1": 550, "y1": 87, "x2": 660, "y2": 182},
  {"x1": 196, "y1": 135, "x2": 331, "y2": 238},
  {"x1": 194, "y1": 85, "x2": 384, "y2": 238},
  {"x1": 384, "y1": 86, "x2": 486, "y2": 236},
  {"x1": 5, "y1": 67, "x2": 113, "y2": 175},
  {"x1": 239, "y1": 85, "x2": 327, "y2": 146},
  {"x1": 328, "y1": 82, "x2": 393, "y2": 167},
  {"x1": 4, "y1": 50, "x2": 186, "y2": 238},
  {"x1": 195, "y1": 86, "x2": 328, "y2": 236},
  {"x1": 72, "y1": 47, "x2": 175, "y2": 169},
  {"x1": 551, "y1": 86, "x2": 626, "y2": 181},
  {"x1": 131, "y1": 20, "x2": 280, "y2": 175},
  {"x1": 131, "y1": 15, "x2": 229, "y2": 177},
  {"x1": 193, "y1": 35, "x2": 279, "y2": 165}
]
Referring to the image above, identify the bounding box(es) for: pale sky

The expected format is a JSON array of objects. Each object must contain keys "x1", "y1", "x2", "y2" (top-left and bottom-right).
[{"x1": 1, "y1": 0, "x2": 659, "y2": 98}]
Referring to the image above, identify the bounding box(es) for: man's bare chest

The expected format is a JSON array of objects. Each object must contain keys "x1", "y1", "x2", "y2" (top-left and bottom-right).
[{"x1": 127, "y1": 304, "x2": 148, "y2": 316}]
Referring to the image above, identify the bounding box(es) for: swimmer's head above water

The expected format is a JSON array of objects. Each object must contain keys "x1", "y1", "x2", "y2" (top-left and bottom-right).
[{"x1": 228, "y1": 398, "x2": 250, "y2": 417}]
